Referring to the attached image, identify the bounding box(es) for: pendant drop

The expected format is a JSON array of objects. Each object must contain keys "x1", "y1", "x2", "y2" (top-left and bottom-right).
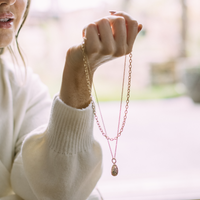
[{"x1": 111, "y1": 164, "x2": 118, "y2": 176}]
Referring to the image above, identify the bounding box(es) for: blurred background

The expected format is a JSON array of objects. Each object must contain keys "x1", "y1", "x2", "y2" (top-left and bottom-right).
[
  {"x1": 16, "y1": 0, "x2": 200, "y2": 199},
  {"x1": 17, "y1": 0, "x2": 200, "y2": 101}
]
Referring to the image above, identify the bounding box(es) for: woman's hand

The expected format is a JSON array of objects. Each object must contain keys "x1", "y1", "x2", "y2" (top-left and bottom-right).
[{"x1": 60, "y1": 11, "x2": 142, "y2": 109}]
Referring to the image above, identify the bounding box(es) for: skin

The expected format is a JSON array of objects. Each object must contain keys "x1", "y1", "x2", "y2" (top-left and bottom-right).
[
  {"x1": 60, "y1": 11, "x2": 142, "y2": 109},
  {"x1": 0, "y1": 0, "x2": 27, "y2": 48},
  {"x1": 0, "y1": 1, "x2": 142, "y2": 109}
]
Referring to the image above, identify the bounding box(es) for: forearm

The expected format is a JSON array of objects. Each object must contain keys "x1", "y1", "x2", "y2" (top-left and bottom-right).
[
  {"x1": 59, "y1": 12, "x2": 141, "y2": 110},
  {"x1": 60, "y1": 48, "x2": 93, "y2": 109},
  {"x1": 11, "y1": 97, "x2": 102, "y2": 200}
]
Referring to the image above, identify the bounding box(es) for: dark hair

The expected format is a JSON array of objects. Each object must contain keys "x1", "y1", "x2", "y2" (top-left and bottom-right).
[{"x1": 0, "y1": 0, "x2": 31, "y2": 67}]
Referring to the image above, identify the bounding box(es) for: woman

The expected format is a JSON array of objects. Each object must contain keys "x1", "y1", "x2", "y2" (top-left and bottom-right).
[{"x1": 0, "y1": 0, "x2": 142, "y2": 199}]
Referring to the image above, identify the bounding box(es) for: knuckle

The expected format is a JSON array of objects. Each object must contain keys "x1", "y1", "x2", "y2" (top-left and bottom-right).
[
  {"x1": 131, "y1": 20, "x2": 138, "y2": 27},
  {"x1": 126, "y1": 47, "x2": 132, "y2": 55},
  {"x1": 114, "y1": 17, "x2": 125, "y2": 25},
  {"x1": 102, "y1": 45, "x2": 115, "y2": 55},
  {"x1": 89, "y1": 44, "x2": 100, "y2": 54},
  {"x1": 115, "y1": 46, "x2": 126, "y2": 57},
  {"x1": 98, "y1": 18, "x2": 109, "y2": 26},
  {"x1": 86, "y1": 23, "x2": 97, "y2": 31}
]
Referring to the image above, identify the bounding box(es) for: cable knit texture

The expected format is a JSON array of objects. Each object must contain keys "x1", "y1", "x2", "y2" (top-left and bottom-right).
[{"x1": 0, "y1": 59, "x2": 102, "y2": 200}]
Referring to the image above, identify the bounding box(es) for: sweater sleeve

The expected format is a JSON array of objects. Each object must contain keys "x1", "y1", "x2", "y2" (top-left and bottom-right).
[{"x1": 10, "y1": 71, "x2": 102, "y2": 200}]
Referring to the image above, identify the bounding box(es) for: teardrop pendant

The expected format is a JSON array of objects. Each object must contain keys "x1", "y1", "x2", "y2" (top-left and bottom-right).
[{"x1": 111, "y1": 164, "x2": 118, "y2": 176}]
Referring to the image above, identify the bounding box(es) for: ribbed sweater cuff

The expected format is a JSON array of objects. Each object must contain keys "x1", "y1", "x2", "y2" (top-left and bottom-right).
[{"x1": 47, "y1": 96, "x2": 94, "y2": 155}]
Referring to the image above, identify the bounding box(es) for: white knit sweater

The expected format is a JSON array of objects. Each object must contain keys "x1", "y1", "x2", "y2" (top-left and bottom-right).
[{"x1": 0, "y1": 60, "x2": 102, "y2": 200}]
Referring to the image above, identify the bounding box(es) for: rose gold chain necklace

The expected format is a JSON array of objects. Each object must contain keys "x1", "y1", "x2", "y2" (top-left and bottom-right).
[{"x1": 81, "y1": 38, "x2": 132, "y2": 176}]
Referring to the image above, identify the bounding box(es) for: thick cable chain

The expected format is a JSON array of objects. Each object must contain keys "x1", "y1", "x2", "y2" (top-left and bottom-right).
[{"x1": 81, "y1": 39, "x2": 132, "y2": 141}]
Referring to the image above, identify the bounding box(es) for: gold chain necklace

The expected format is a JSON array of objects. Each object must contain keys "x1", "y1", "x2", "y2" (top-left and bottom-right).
[{"x1": 81, "y1": 38, "x2": 132, "y2": 176}]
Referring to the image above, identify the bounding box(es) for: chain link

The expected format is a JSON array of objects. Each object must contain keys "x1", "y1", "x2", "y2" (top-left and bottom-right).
[{"x1": 81, "y1": 39, "x2": 132, "y2": 141}]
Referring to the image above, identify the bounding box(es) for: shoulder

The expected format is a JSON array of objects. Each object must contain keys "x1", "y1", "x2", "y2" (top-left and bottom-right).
[
  {"x1": 1, "y1": 59, "x2": 49, "y2": 97},
  {"x1": 0, "y1": 59, "x2": 52, "y2": 115}
]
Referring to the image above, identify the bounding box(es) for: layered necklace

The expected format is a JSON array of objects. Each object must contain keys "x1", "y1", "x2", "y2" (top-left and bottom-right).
[{"x1": 81, "y1": 38, "x2": 132, "y2": 176}]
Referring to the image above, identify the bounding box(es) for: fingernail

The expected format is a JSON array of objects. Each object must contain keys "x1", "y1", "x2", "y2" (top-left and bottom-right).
[
  {"x1": 138, "y1": 24, "x2": 143, "y2": 32},
  {"x1": 109, "y1": 10, "x2": 116, "y2": 15}
]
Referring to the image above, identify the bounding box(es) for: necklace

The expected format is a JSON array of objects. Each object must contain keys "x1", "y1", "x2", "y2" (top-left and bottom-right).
[{"x1": 81, "y1": 38, "x2": 132, "y2": 176}]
